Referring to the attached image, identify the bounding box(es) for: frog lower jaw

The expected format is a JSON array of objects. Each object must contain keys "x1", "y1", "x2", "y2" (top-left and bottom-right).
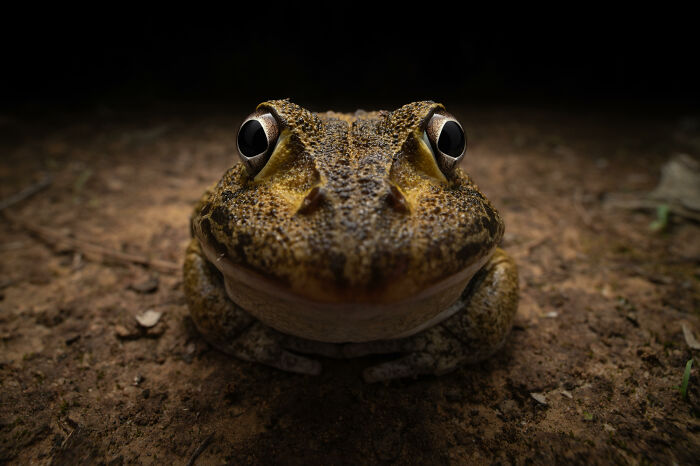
[{"x1": 198, "y1": 239, "x2": 493, "y2": 343}]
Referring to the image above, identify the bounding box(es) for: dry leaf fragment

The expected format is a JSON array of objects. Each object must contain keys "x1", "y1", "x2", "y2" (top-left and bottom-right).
[{"x1": 681, "y1": 322, "x2": 700, "y2": 350}]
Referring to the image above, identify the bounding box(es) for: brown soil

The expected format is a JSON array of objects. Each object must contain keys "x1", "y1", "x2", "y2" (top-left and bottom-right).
[{"x1": 1, "y1": 105, "x2": 698, "y2": 465}]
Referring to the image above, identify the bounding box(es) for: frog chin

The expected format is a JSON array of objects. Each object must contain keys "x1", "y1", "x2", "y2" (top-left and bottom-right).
[{"x1": 197, "y1": 238, "x2": 494, "y2": 343}]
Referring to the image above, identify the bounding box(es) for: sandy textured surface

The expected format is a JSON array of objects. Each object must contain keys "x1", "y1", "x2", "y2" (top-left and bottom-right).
[{"x1": 1, "y1": 105, "x2": 698, "y2": 464}]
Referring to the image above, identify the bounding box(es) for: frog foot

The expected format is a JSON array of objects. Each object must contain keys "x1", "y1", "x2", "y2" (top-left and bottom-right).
[
  {"x1": 342, "y1": 325, "x2": 475, "y2": 383},
  {"x1": 344, "y1": 248, "x2": 518, "y2": 383},
  {"x1": 229, "y1": 322, "x2": 322, "y2": 376},
  {"x1": 186, "y1": 238, "x2": 323, "y2": 376}
]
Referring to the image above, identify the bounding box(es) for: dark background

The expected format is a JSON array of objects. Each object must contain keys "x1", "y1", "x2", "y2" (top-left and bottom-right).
[{"x1": 2, "y1": 12, "x2": 698, "y2": 114}]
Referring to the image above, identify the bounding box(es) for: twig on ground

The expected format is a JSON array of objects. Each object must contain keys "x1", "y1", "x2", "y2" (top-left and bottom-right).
[
  {"x1": 1, "y1": 176, "x2": 180, "y2": 273},
  {"x1": 60, "y1": 428, "x2": 76, "y2": 449},
  {"x1": 4, "y1": 211, "x2": 180, "y2": 273},
  {"x1": 0, "y1": 174, "x2": 52, "y2": 211},
  {"x1": 0, "y1": 279, "x2": 16, "y2": 289},
  {"x1": 604, "y1": 193, "x2": 700, "y2": 222},
  {"x1": 662, "y1": 256, "x2": 700, "y2": 265},
  {"x1": 512, "y1": 236, "x2": 549, "y2": 257},
  {"x1": 572, "y1": 188, "x2": 602, "y2": 232},
  {"x1": 186, "y1": 433, "x2": 214, "y2": 466}
]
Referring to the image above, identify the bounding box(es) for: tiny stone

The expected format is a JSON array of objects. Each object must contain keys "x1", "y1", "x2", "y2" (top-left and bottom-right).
[
  {"x1": 183, "y1": 342, "x2": 197, "y2": 363},
  {"x1": 530, "y1": 392, "x2": 547, "y2": 405},
  {"x1": 601, "y1": 284, "x2": 614, "y2": 298},
  {"x1": 65, "y1": 334, "x2": 81, "y2": 345},
  {"x1": 561, "y1": 390, "x2": 573, "y2": 399},
  {"x1": 115, "y1": 325, "x2": 132, "y2": 338},
  {"x1": 133, "y1": 375, "x2": 144, "y2": 386}
]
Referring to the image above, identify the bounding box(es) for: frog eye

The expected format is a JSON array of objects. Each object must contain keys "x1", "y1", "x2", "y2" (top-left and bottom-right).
[
  {"x1": 424, "y1": 112, "x2": 466, "y2": 174},
  {"x1": 237, "y1": 111, "x2": 280, "y2": 175}
]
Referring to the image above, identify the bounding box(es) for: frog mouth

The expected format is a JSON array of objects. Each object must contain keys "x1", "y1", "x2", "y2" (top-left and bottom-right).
[{"x1": 197, "y1": 237, "x2": 493, "y2": 342}]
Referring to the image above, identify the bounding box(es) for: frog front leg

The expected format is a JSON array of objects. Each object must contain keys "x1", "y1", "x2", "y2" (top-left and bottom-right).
[
  {"x1": 344, "y1": 248, "x2": 518, "y2": 383},
  {"x1": 183, "y1": 238, "x2": 322, "y2": 375}
]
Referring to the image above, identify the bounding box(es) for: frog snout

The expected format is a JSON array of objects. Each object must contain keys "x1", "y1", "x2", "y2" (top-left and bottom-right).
[{"x1": 296, "y1": 182, "x2": 410, "y2": 216}]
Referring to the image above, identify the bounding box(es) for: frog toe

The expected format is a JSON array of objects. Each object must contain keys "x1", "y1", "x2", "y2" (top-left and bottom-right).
[
  {"x1": 360, "y1": 324, "x2": 473, "y2": 382},
  {"x1": 231, "y1": 323, "x2": 322, "y2": 376},
  {"x1": 277, "y1": 334, "x2": 346, "y2": 359},
  {"x1": 362, "y1": 352, "x2": 439, "y2": 383},
  {"x1": 342, "y1": 339, "x2": 415, "y2": 358}
]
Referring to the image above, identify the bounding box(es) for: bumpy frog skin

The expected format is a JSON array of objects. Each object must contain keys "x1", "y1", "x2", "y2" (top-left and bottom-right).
[{"x1": 183, "y1": 99, "x2": 518, "y2": 382}]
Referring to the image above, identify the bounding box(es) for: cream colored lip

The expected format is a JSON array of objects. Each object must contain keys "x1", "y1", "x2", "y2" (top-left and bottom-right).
[
  {"x1": 198, "y1": 236, "x2": 493, "y2": 341},
  {"x1": 199, "y1": 237, "x2": 491, "y2": 310}
]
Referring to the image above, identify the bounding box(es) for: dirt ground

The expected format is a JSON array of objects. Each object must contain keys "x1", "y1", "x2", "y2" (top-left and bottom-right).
[{"x1": 0, "y1": 103, "x2": 698, "y2": 465}]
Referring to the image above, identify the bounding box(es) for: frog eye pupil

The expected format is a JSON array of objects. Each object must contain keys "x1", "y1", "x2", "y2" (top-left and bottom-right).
[
  {"x1": 437, "y1": 121, "x2": 465, "y2": 158},
  {"x1": 238, "y1": 120, "x2": 268, "y2": 157},
  {"x1": 236, "y1": 111, "x2": 280, "y2": 176},
  {"x1": 425, "y1": 112, "x2": 467, "y2": 175}
]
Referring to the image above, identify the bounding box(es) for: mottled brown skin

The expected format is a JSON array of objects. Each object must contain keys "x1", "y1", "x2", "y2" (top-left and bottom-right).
[{"x1": 183, "y1": 99, "x2": 519, "y2": 382}]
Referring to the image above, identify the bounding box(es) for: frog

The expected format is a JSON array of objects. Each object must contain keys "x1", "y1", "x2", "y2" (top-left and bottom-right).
[{"x1": 183, "y1": 99, "x2": 518, "y2": 383}]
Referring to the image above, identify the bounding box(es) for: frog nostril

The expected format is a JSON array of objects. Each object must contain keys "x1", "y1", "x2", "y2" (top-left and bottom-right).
[
  {"x1": 386, "y1": 184, "x2": 409, "y2": 214},
  {"x1": 297, "y1": 186, "x2": 325, "y2": 215}
]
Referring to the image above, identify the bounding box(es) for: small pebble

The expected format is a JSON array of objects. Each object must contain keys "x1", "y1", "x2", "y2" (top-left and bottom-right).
[
  {"x1": 530, "y1": 392, "x2": 547, "y2": 405},
  {"x1": 183, "y1": 342, "x2": 196, "y2": 363},
  {"x1": 65, "y1": 334, "x2": 81, "y2": 345},
  {"x1": 135, "y1": 310, "x2": 162, "y2": 328},
  {"x1": 115, "y1": 325, "x2": 133, "y2": 339}
]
